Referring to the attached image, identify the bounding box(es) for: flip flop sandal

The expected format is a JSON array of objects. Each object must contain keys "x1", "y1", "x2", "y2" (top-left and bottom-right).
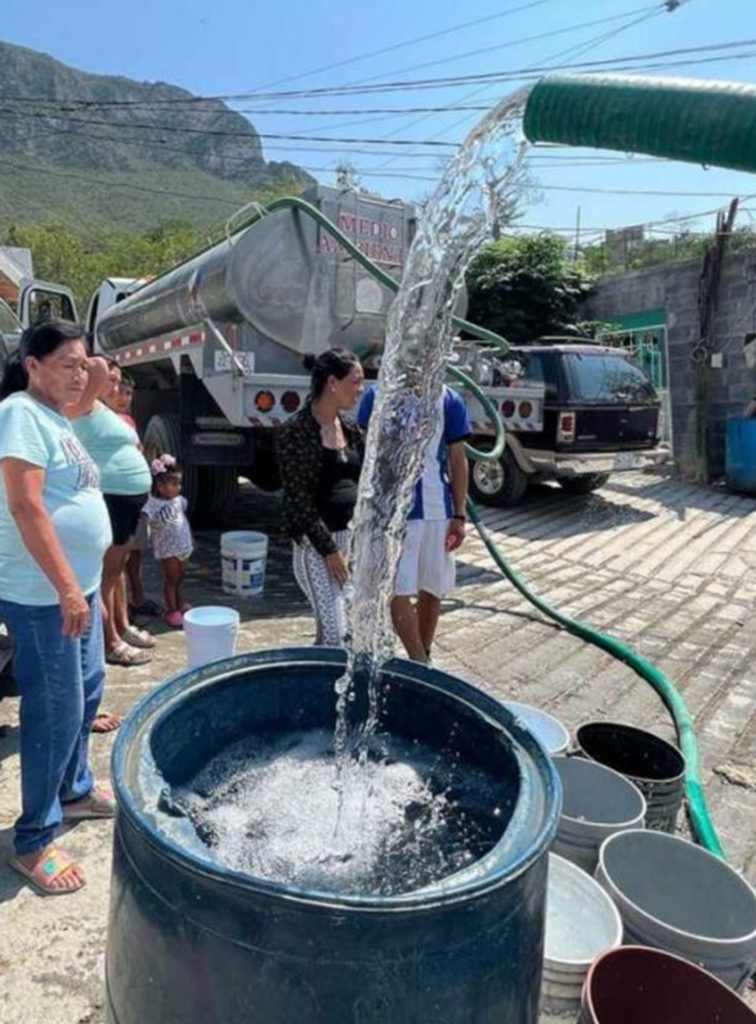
[
  {"x1": 63, "y1": 781, "x2": 116, "y2": 820},
  {"x1": 164, "y1": 610, "x2": 184, "y2": 629},
  {"x1": 121, "y1": 625, "x2": 156, "y2": 649},
  {"x1": 106, "y1": 642, "x2": 151, "y2": 666},
  {"x1": 9, "y1": 846, "x2": 85, "y2": 896},
  {"x1": 91, "y1": 711, "x2": 123, "y2": 734}
]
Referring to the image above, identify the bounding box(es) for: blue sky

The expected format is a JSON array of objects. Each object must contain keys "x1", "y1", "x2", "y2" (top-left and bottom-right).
[{"x1": 2, "y1": 0, "x2": 756, "y2": 242}]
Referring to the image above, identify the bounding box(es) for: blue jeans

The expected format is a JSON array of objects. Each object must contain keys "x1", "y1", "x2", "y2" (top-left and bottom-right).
[{"x1": 0, "y1": 591, "x2": 105, "y2": 856}]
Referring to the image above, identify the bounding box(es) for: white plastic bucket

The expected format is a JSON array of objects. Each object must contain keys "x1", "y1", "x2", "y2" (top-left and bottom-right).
[
  {"x1": 221, "y1": 530, "x2": 268, "y2": 597},
  {"x1": 504, "y1": 701, "x2": 571, "y2": 757},
  {"x1": 183, "y1": 606, "x2": 240, "y2": 669}
]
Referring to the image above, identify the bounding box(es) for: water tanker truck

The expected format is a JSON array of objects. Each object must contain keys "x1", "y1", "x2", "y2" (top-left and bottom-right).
[
  {"x1": 83, "y1": 186, "x2": 538, "y2": 523},
  {"x1": 84, "y1": 184, "x2": 663, "y2": 525}
]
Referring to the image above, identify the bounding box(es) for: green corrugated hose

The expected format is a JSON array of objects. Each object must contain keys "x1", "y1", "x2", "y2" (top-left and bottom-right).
[
  {"x1": 457, "y1": 353, "x2": 725, "y2": 858},
  {"x1": 465, "y1": 497, "x2": 725, "y2": 860},
  {"x1": 253, "y1": 195, "x2": 725, "y2": 859},
  {"x1": 523, "y1": 73, "x2": 756, "y2": 176}
]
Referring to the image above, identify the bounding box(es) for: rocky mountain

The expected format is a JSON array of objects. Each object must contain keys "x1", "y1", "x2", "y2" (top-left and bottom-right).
[{"x1": 0, "y1": 40, "x2": 314, "y2": 233}]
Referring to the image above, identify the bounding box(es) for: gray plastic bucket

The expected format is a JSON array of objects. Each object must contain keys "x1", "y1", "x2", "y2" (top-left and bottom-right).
[
  {"x1": 551, "y1": 756, "x2": 646, "y2": 874},
  {"x1": 575, "y1": 721, "x2": 685, "y2": 833},
  {"x1": 580, "y1": 945, "x2": 756, "y2": 1024},
  {"x1": 542, "y1": 854, "x2": 623, "y2": 1016},
  {"x1": 595, "y1": 830, "x2": 756, "y2": 992},
  {"x1": 504, "y1": 701, "x2": 570, "y2": 756}
]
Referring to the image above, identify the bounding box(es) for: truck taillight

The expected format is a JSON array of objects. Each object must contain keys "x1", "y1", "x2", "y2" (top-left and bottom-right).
[
  {"x1": 281, "y1": 391, "x2": 301, "y2": 413},
  {"x1": 254, "y1": 390, "x2": 276, "y2": 413},
  {"x1": 501, "y1": 399, "x2": 515, "y2": 417},
  {"x1": 518, "y1": 400, "x2": 533, "y2": 419},
  {"x1": 557, "y1": 411, "x2": 576, "y2": 443}
]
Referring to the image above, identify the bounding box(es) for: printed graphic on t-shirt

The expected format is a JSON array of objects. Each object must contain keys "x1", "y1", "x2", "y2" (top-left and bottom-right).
[
  {"x1": 58, "y1": 432, "x2": 101, "y2": 490},
  {"x1": 152, "y1": 501, "x2": 183, "y2": 525}
]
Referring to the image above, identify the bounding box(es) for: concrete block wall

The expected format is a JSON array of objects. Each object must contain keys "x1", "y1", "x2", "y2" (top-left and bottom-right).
[{"x1": 584, "y1": 249, "x2": 756, "y2": 479}]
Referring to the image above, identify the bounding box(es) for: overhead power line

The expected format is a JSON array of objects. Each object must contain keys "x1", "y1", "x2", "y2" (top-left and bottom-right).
[
  {"x1": 367, "y1": 1, "x2": 666, "y2": 175},
  {"x1": 0, "y1": 156, "x2": 751, "y2": 221},
  {"x1": 4, "y1": 37, "x2": 754, "y2": 106},
  {"x1": 0, "y1": 108, "x2": 460, "y2": 147},
  {"x1": 306, "y1": 5, "x2": 659, "y2": 91},
  {"x1": 250, "y1": 0, "x2": 561, "y2": 92}
]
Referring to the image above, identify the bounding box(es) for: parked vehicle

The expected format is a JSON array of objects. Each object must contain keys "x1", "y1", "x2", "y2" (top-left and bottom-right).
[
  {"x1": 469, "y1": 340, "x2": 668, "y2": 507},
  {"x1": 0, "y1": 296, "x2": 23, "y2": 378}
]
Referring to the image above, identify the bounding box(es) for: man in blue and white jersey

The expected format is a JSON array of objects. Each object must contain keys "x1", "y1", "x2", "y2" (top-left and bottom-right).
[{"x1": 357, "y1": 384, "x2": 471, "y2": 662}]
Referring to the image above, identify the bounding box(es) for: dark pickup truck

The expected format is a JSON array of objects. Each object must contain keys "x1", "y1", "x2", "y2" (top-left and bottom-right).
[{"x1": 469, "y1": 341, "x2": 668, "y2": 506}]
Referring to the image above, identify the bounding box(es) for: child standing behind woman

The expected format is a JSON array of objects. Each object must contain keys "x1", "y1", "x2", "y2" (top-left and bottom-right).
[{"x1": 142, "y1": 455, "x2": 193, "y2": 628}]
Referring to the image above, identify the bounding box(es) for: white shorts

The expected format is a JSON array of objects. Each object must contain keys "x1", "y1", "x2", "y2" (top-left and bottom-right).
[{"x1": 394, "y1": 519, "x2": 456, "y2": 599}]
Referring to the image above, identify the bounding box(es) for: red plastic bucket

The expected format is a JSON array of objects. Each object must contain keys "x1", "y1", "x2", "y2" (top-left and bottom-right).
[{"x1": 580, "y1": 946, "x2": 756, "y2": 1024}]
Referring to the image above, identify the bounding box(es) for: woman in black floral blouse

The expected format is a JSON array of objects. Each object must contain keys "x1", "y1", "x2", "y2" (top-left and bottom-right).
[{"x1": 276, "y1": 349, "x2": 365, "y2": 645}]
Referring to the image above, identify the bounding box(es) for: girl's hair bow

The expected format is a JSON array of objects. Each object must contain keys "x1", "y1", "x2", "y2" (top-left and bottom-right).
[{"x1": 151, "y1": 453, "x2": 177, "y2": 476}]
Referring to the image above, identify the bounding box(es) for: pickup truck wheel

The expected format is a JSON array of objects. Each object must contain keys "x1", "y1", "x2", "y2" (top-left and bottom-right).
[
  {"x1": 469, "y1": 449, "x2": 528, "y2": 507},
  {"x1": 143, "y1": 413, "x2": 238, "y2": 528},
  {"x1": 558, "y1": 473, "x2": 610, "y2": 495}
]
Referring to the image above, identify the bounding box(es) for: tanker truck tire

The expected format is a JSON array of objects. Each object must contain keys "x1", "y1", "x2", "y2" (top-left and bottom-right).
[
  {"x1": 469, "y1": 448, "x2": 528, "y2": 507},
  {"x1": 143, "y1": 413, "x2": 238, "y2": 528}
]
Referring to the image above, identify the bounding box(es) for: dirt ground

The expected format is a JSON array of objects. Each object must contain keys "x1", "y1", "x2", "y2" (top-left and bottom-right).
[{"x1": 1, "y1": 470, "x2": 755, "y2": 1023}]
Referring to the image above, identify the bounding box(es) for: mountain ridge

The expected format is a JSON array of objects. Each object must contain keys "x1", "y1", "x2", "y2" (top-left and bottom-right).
[{"x1": 0, "y1": 39, "x2": 314, "y2": 233}]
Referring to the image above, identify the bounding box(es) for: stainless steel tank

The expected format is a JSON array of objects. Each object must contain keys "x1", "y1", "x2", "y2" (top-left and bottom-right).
[{"x1": 95, "y1": 186, "x2": 414, "y2": 359}]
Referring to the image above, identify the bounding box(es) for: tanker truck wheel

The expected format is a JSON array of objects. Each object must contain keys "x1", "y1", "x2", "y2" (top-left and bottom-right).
[
  {"x1": 143, "y1": 413, "x2": 238, "y2": 528},
  {"x1": 469, "y1": 448, "x2": 528, "y2": 507}
]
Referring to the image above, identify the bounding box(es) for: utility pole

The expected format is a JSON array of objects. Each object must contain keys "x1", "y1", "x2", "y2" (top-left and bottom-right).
[
  {"x1": 692, "y1": 197, "x2": 738, "y2": 482},
  {"x1": 573, "y1": 206, "x2": 581, "y2": 263}
]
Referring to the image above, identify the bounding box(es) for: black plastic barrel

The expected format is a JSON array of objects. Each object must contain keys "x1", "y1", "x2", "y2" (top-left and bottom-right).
[
  {"x1": 575, "y1": 722, "x2": 685, "y2": 833},
  {"x1": 106, "y1": 647, "x2": 561, "y2": 1024}
]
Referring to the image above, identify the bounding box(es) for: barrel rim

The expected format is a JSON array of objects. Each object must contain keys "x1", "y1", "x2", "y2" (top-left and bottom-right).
[
  {"x1": 552, "y1": 755, "x2": 647, "y2": 831},
  {"x1": 576, "y1": 720, "x2": 686, "y2": 783},
  {"x1": 111, "y1": 645, "x2": 562, "y2": 911},
  {"x1": 582, "y1": 944, "x2": 756, "y2": 1022},
  {"x1": 221, "y1": 530, "x2": 269, "y2": 548},
  {"x1": 545, "y1": 853, "x2": 623, "y2": 968},
  {"x1": 597, "y1": 830, "x2": 756, "y2": 947}
]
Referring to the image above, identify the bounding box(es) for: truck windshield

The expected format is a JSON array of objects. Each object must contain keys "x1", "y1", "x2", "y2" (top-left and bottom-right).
[{"x1": 565, "y1": 352, "x2": 656, "y2": 403}]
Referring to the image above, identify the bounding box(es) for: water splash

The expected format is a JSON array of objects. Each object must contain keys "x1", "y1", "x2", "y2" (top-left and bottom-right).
[
  {"x1": 336, "y1": 90, "x2": 531, "y2": 757},
  {"x1": 171, "y1": 728, "x2": 508, "y2": 896}
]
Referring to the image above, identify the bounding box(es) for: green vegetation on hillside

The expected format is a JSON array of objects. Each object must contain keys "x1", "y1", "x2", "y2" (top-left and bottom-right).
[{"x1": 0, "y1": 39, "x2": 313, "y2": 235}]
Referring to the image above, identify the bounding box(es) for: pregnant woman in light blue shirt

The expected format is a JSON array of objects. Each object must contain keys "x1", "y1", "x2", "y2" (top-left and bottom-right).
[
  {"x1": 0, "y1": 320, "x2": 114, "y2": 896},
  {"x1": 72, "y1": 360, "x2": 155, "y2": 669}
]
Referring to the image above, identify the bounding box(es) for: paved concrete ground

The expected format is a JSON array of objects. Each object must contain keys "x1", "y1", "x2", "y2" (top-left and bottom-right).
[{"x1": 1, "y1": 469, "x2": 755, "y2": 1023}]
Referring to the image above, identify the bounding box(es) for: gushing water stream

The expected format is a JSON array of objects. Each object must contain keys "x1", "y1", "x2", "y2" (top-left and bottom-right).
[{"x1": 336, "y1": 90, "x2": 530, "y2": 751}]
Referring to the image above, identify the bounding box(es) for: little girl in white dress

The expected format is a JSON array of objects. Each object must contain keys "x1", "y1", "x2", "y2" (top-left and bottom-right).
[{"x1": 142, "y1": 454, "x2": 193, "y2": 628}]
